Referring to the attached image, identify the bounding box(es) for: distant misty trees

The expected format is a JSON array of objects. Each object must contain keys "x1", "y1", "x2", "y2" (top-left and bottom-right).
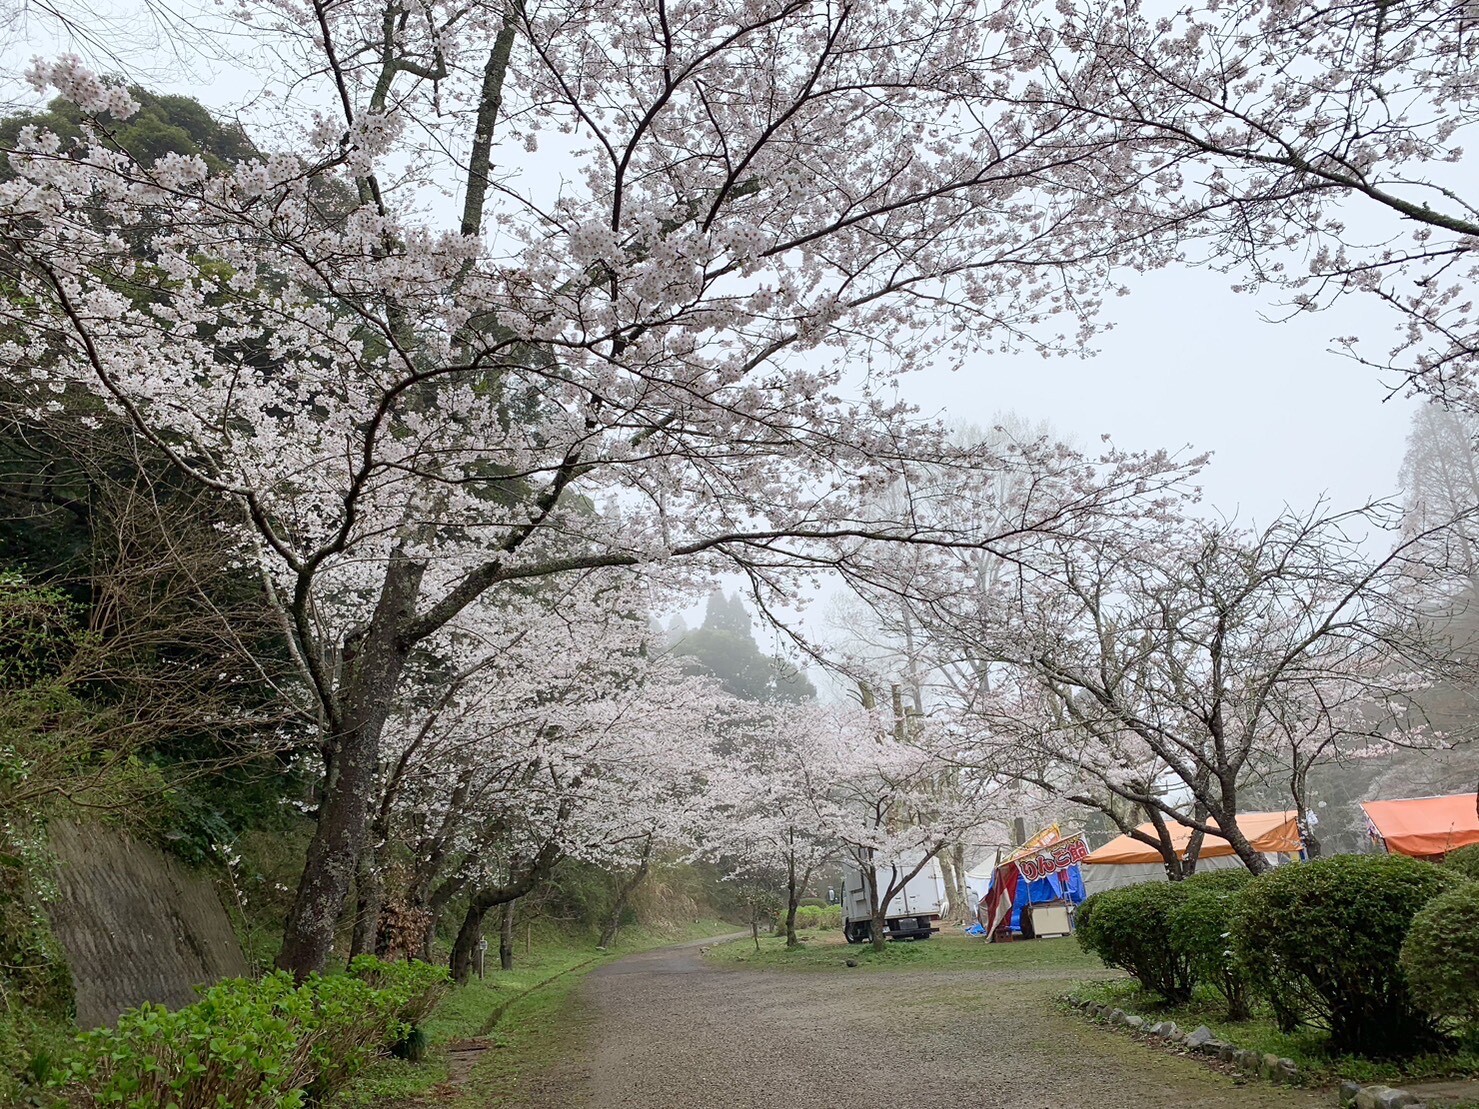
[{"x1": 666, "y1": 592, "x2": 816, "y2": 705}]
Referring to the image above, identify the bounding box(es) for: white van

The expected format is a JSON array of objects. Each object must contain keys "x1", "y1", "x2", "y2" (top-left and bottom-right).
[{"x1": 840, "y1": 852, "x2": 946, "y2": 943}]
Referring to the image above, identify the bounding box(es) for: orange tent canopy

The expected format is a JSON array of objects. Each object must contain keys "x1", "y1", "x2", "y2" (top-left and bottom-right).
[
  {"x1": 1083, "y1": 811, "x2": 1302, "y2": 866},
  {"x1": 1361, "y1": 794, "x2": 1479, "y2": 860}
]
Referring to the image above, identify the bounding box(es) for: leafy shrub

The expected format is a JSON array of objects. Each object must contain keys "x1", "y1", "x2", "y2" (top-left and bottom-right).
[
  {"x1": 1169, "y1": 869, "x2": 1253, "y2": 1020},
  {"x1": 1401, "y1": 880, "x2": 1479, "y2": 1032},
  {"x1": 1075, "y1": 882, "x2": 1195, "y2": 1004},
  {"x1": 1444, "y1": 844, "x2": 1479, "y2": 883},
  {"x1": 1178, "y1": 867, "x2": 1253, "y2": 893},
  {"x1": 792, "y1": 904, "x2": 842, "y2": 930},
  {"x1": 57, "y1": 957, "x2": 450, "y2": 1108},
  {"x1": 347, "y1": 955, "x2": 451, "y2": 1027},
  {"x1": 1232, "y1": 854, "x2": 1463, "y2": 1058}
]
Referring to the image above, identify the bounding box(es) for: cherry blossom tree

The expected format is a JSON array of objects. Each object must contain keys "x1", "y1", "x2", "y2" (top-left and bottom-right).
[
  {"x1": 1021, "y1": 0, "x2": 1477, "y2": 401},
  {"x1": 811, "y1": 693, "x2": 1002, "y2": 950},
  {"x1": 0, "y1": 2, "x2": 1201, "y2": 974},
  {"x1": 693, "y1": 702, "x2": 841, "y2": 948},
  {"x1": 928, "y1": 504, "x2": 1478, "y2": 874},
  {"x1": 352, "y1": 571, "x2": 725, "y2": 980}
]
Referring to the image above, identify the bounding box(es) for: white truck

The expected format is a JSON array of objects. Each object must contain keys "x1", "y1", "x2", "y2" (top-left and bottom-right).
[{"x1": 840, "y1": 852, "x2": 947, "y2": 943}]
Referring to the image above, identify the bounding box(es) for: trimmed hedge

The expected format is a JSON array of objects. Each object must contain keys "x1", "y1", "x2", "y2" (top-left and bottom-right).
[
  {"x1": 1075, "y1": 882, "x2": 1194, "y2": 1003},
  {"x1": 1231, "y1": 853, "x2": 1463, "y2": 1057},
  {"x1": 56, "y1": 956, "x2": 449, "y2": 1108},
  {"x1": 1444, "y1": 843, "x2": 1479, "y2": 883},
  {"x1": 1168, "y1": 869, "x2": 1253, "y2": 1020},
  {"x1": 1401, "y1": 880, "x2": 1479, "y2": 1031}
]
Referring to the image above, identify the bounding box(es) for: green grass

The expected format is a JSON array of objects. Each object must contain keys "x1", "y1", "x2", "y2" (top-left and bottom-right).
[
  {"x1": 330, "y1": 919, "x2": 738, "y2": 1108},
  {"x1": 706, "y1": 925, "x2": 1104, "y2": 975},
  {"x1": 1069, "y1": 977, "x2": 1479, "y2": 1087}
]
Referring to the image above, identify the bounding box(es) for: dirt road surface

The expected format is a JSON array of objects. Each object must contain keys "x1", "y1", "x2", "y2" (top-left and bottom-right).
[{"x1": 504, "y1": 939, "x2": 1327, "y2": 1109}]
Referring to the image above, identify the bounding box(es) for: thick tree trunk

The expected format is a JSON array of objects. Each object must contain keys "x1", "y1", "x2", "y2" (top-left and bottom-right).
[
  {"x1": 1145, "y1": 805, "x2": 1187, "y2": 881},
  {"x1": 1292, "y1": 767, "x2": 1323, "y2": 858},
  {"x1": 1215, "y1": 804, "x2": 1270, "y2": 875},
  {"x1": 278, "y1": 556, "x2": 424, "y2": 979},
  {"x1": 499, "y1": 899, "x2": 516, "y2": 972},
  {"x1": 598, "y1": 837, "x2": 653, "y2": 949},
  {"x1": 784, "y1": 847, "x2": 800, "y2": 948},
  {"x1": 449, "y1": 845, "x2": 561, "y2": 985},
  {"x1": 1183, "y1": 786, "x2": 1211, "y2": 877},
  {"x1": 450, "y1": 900, "x2": 489, "y2": 985},
  {"x1": 937, "y1": 846, "x2": 971, "y2": 924},
  {"x1": 866, "y1": 863, "x2": 888, "y2": 953},
  {"x1": 936, "y1": 849, "x2": 959, "y2": 921}
]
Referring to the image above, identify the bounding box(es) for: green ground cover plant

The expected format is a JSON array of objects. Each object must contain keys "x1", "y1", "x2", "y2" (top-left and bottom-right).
[
  {"x1": 56, "y1": 957, "x2": 448, "y2": 1109},
  {"x1": 791, "y1": 904, "x2": 842, "y2": 930}
]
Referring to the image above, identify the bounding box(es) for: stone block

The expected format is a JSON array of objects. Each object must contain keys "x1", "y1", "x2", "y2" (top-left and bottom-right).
[
  {"x1": 1275, "y1": 1059, "x2": 1298, "y2": 1083},
  {"x1": 1217, "y1": 1043, "x2": 1237, "y2": 1062},
  {"x1": 1124, "y1": 1016, "x2": 1144, "y2": 1030},
  {"x1": 1354, "y1": 1087, "x2": 1420, "y2": 1109},
  {"x1": 1339, "y1": 1081, "x2": 1362, "y2": 1107},
  {"x1": 1183, "y1": 1024, "x2": 1215, "y2": 1048}
]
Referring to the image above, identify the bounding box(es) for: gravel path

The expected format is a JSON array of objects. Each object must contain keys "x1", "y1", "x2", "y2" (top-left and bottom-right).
[{"x1": 503, "y1": 939, "x2": 1328, "y2": 1109}]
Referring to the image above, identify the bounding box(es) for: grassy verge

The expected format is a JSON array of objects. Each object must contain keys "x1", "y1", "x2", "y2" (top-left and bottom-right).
[
  {"x1": 331, "y1": 919, "x2": 738, "y2": 1108},
  {"x1": 707, "y1": 926, "x2": 1104, "y2": 975},
  {"x1": 1069, "y1": 977, "x2": 1479, "y2": 1088}
]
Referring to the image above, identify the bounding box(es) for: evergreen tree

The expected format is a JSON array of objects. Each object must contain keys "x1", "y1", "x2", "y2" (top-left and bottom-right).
[{"x1": 671, "y1": 592, "x2": 815, "y2": 703}]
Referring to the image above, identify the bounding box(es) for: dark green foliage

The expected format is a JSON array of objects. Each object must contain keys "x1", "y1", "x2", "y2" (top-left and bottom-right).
[
  {"x1": 56, "y1": 957, "x2": 449, "y2": 1108},
  {"x1": 1169, "y1": 870, "x2": 1253, "y2": 1020},
  {"x1": 1444, "y1": 843, "x2": 1479, "y2": 883},
  {"x1": 1400, "y1": 880, "x2": 1479, "y2": 1031},
  {"x1": 1232, "y1": 854, "x2": 1463, "y2": 1057},
  {"x1": 1074, "y1": 882, "x2": 1195, "y2": 1003},
  {"x1": 1179, "y1": 867, "x2": 1255, "y2": 893},
  {"x1": 390, "y1": 1025, "x2": 430, "y2": 1063},
  {"x1": 670, "y1": 591, "x2": 815, "y2": 703},
  {"x1": 0, "y1": 88, "x2": 259, "y2": 176}
]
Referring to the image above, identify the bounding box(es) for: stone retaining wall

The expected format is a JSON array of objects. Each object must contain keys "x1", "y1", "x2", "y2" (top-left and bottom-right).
[{"x1": 47, "y1": 822, "x2": 248, "y2": 1027}]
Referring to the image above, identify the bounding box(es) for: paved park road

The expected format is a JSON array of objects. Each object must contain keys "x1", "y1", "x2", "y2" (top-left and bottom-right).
[{"x1": 507, "y1": 939, "x2": 1327, "y2": 1109}]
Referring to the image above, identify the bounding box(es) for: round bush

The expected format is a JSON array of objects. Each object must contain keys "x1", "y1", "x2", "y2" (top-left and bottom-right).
[
  {"x1": 1400, "y1": 880, "x2": 1479, "y2": 1031},
  {"x1": 1075, "y1": 882, "x2": 1195, "y2": 1004},
  {"x1": 1444, "y1": 843, "x2": 1479, "y2": 883},
  {"x1": 1179, "y1": 867, "x2": 1255, "y2": 893},
  {"x1": 1169, "y1": 870, "x2": 1252, "y2": 1021},
  {"x1": 1232, "y1": 854, "x2": 1463, "y2": 1058}
]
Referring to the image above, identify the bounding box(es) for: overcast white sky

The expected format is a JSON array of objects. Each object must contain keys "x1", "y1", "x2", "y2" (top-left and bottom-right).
[{"x1": 912, "y1": 265, "x2": 1420, "y2": 527}]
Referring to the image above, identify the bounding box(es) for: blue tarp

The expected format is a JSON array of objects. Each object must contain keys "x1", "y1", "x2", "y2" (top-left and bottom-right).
[{"x1": 987, "y1": 865, "x2": 1087, "y2": 933}]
